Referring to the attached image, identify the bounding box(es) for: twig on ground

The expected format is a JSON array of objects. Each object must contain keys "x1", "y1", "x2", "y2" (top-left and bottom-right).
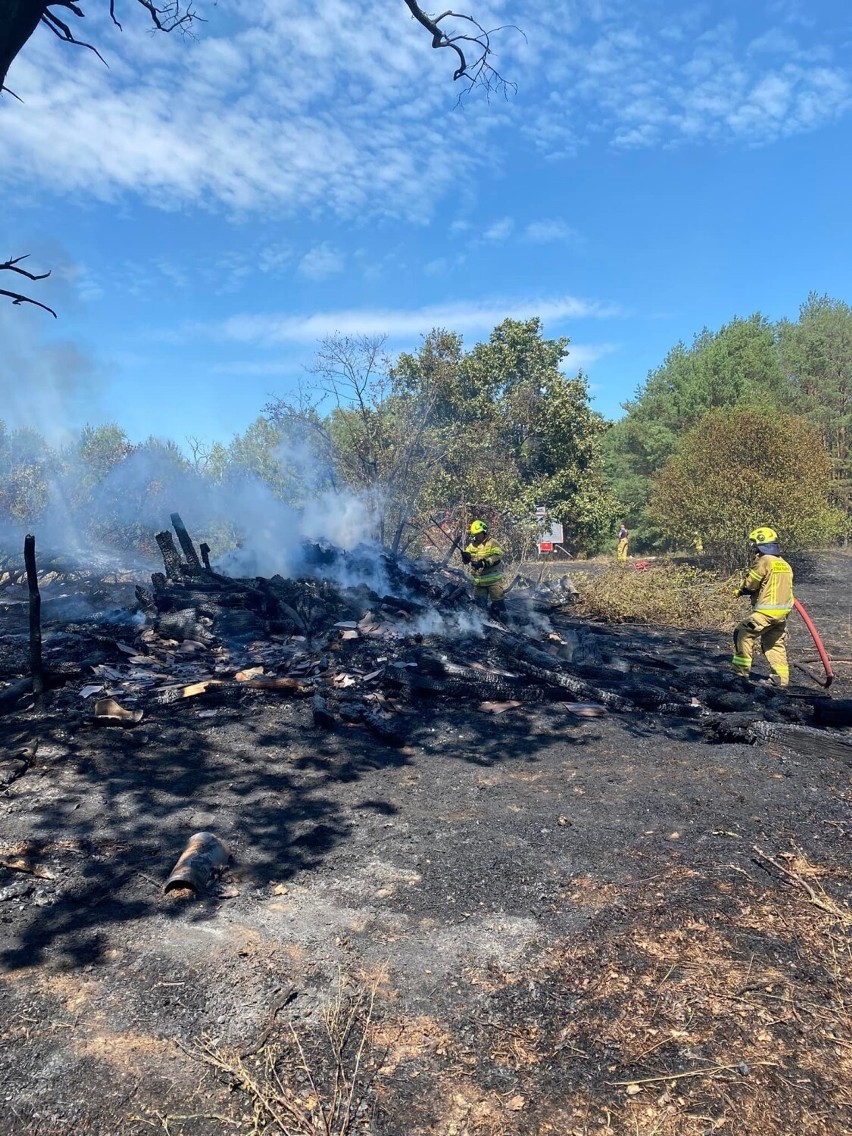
[
  {"x1": 752, "y1": 845, "x2": 851, "y2": 923},
  {"x1": 607, "y1": 1059, "x2": 779, "y2": 1087}
]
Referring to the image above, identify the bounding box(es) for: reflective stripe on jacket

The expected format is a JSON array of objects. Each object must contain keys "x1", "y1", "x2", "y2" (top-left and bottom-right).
[
  {"x1": 741, "y1": 553, "x2": 794, "y2": 618},
  {"x1": 465, "y1": 538, "x2": 504, "y2": 585}
]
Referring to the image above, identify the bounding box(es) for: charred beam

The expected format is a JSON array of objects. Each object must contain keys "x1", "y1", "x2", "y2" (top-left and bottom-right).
[
  {"x1": 170, "y1": 511, "x2": 202, "y2": 573},
  {"x1": 155, "y1": 530, "x2": 183, "y2": 580},
  {"x1": 23, "y1": 533, "x2": 43, "y2": 699}
]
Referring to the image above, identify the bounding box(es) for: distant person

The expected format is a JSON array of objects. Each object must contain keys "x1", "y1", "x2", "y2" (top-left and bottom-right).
[
  {"x1": 616, "y1": 524, "x2": 629, "y2": 563},
  {"x1": 731, "y1": 526, "x2": 794, "y2": 688},
  {"x1": 461, "y1": 520, "x2": 506, "y2": 619}
]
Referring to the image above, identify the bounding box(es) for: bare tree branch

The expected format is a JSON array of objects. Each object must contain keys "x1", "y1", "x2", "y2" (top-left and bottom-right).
[
  {"x1": 1, "y1": 2, "x2": 202, "y2": 95},
  {"x1": 0, "y1": 255, "x2": 57, "y2": 316},
  {"x1": 402, "y1": 1, "x2": 521, "y2": 97},
  {"x1": 40, "y1": 7, "x2": 109, "y2": 68}
]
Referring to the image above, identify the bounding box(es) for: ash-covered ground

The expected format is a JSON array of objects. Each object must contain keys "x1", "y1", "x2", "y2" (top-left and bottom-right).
[{"x1": 0, "y1": 546, "x2": 849, "y2": 1136}]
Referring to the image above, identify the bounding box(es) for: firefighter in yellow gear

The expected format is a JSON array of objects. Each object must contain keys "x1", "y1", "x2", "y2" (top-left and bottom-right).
[
  {"x1": 731, "y1": 526, "x2": 794, "y2": 688},
  {"x1": 461, "y1": 520, "x2": 506, "y2": 617},
  {"x1": 616, "y1": 524, "x2": 629, "y2": 563}
]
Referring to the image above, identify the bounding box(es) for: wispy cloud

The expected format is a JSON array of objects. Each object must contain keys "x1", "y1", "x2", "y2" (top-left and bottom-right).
[
  {"x1": 213, "y1": 294, "x2": 622, "y2": 345},
  {"x1": 523, "y1": 219, "x2": 578, "y2": 244},
  {"x1": 523, "y1": 3, "x2": 852, "y2": 154},
  {"x1": 562, "y1": 342, "x2": 618, "y2": 370},
  {"x1": 0, "y1": 2, "x2": 495, "y2": 220},
  {"x1": 483, "y1": 217, "x2": 515, "y2": 242},
  {"x1": 298, "y1": 242, "x2": 345, "y2": 281},
  {"x1": 2, "y1": 1, "x2": 850, "y2": 220}
]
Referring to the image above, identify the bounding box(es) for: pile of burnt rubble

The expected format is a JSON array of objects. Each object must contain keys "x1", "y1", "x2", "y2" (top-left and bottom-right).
[{"x1": 0, "y1": 514, "x2": 850, "y2": 772}]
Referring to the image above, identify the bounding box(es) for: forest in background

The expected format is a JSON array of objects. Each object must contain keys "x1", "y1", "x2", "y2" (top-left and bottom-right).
[{"x1": 0, "y1": 293, "x2": 849, "y2": 568}]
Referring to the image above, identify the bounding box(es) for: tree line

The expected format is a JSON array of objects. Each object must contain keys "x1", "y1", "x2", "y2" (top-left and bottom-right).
[
  {"x1": 0, "y1": 298, "x2": 848, "y2": 566},
  {"x1": 606, "y1": 293, "x2": 850, "y2": 559}
]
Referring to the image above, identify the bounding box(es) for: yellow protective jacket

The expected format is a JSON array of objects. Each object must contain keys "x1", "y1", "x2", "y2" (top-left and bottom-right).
[
  {"x1": 740, "y1": 553, "x2": 794, "y2": 618},
  {"x1": 464, "y1": 537, "x2": 504, "y2": 586}
]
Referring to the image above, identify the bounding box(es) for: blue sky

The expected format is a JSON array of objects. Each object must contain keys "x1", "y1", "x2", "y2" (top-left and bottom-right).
[{"x1": 2, "y1": 0, "x2": 851, "y2": 448}]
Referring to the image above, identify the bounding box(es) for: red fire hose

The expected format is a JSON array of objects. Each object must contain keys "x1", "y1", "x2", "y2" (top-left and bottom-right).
[{"x1": 793, "y1": 599, "x2": 834, "y2": 689}]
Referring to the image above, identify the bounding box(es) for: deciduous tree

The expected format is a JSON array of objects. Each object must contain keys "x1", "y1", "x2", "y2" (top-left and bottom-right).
[{"x1": 648, "y1": 407, "x2": 842, "y2": 566}]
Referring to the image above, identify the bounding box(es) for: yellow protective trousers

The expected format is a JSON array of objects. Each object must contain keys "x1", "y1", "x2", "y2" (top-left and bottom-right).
[
  {"x1": 731, "y1": 612, "x2": 790, "y2": 686},
  {"x1": 473, "y1": 581, "x2": 505, "y2": 605},
  {"x1": 616, "y1": 538, "x2": 628, "y2": 563}
]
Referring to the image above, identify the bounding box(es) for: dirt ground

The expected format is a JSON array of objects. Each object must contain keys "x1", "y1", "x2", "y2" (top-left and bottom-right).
[{"x1": 0, "y1": 554, "x2": 850, "y2": 1136}]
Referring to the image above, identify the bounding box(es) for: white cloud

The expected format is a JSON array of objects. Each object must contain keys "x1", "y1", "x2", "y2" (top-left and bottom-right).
[
  {"x1": 523, "y1": 219, "x2": 578, "y2": 244},
  {"x1": 213, "y1": 294, "x2": 622, "y2": 345},
  {"x1": 483, "y1": 217, "x2": 515, "y2": 242},
  {"x1": 523, "y1": 3, "x2": 852, "y2": 152},
  {"x1": 298, "y1": 242, "x2": 345, "y2": 281},
  {"x1": 0, "y1": 2, "x2": 496, "y2": 220},
  {"x1": 561, "y1": 342, "x2": 618, "y2": 370},
  {"x1": 258, "y1": 242, "x2": 293, "y2": 274},
  {"x1": 1, "y1": 1, "x2": 850, "y2": 221}
]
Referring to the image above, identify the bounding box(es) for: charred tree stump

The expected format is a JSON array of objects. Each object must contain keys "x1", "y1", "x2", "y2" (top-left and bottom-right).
[
  {"x1": 24, "y1": 534, "x2": 43, "y2": 699},
  {"x1": 155, "y1": 531, "x2": 184, "y2": 580},
  {"x1": 199, "y1": 542, "x2": 211, "y2": 570},
  {"x1": 170, "y1": 512, "x2": 203, "y2": 573}
]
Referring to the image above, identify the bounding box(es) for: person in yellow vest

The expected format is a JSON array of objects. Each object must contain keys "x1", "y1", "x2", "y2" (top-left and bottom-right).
[
  {"x1": 731, "y1": 526, "x2": 794, "y2": 688},
  {"x1": 461, "y1": 520, "x2": 506, "y2": 618},
  {"x1": 616, "y1": 523, "x2": 629, "y2": 563}
]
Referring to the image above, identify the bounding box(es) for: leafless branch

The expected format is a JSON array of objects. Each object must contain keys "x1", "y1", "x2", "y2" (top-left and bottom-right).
[
  {"x1": 402, "y1": 1, "x2": 521, "y2": 98},
  {"x1": 0, "y1": 256, "x2": 56, "y2": 317},
  {"x1": 40, "y1": 6, "x2": 109, "y2": 67},
  {"x1": 134, "y1": 0, "x2": 201, "y2": 35},
  {"x1": 1, "y1": 255, "x2": 50, "y2": 283}
]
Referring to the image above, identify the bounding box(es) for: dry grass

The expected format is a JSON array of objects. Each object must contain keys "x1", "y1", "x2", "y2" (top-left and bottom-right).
[
  {"x1": 572, "y1": 562, "x2": 740, "y2": 630},
  {"x1": 508, "y1": 847, "x2": 852, "y2": 1135},
  {"x1": 161, "y1": 850, "x2": 850, "y2": 1135},
  {"x1": 192, "y1": 971, "x2": 385, "y2": 1136}
]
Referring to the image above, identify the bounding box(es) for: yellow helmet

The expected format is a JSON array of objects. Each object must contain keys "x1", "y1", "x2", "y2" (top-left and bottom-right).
[
  {"x1": 748, "y1": 526, "x2": 778, "y2": 545},
  {"x1": 469, "y1": 519, "x2": 488, "y2": 536}
]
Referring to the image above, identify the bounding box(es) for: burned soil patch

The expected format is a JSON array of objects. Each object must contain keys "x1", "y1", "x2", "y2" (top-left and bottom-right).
[{"x1": 0, "y1": 551, "x2": 849, "y2": 1134}]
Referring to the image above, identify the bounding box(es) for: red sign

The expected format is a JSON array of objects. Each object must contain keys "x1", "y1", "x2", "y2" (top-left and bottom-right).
[{"x1": 539, "y1": 541, "x2": 554, "y2": 553}]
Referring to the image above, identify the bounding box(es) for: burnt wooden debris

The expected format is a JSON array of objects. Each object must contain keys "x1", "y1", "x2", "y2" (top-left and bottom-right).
[
  {"x1": 0, "y1": 512, "x2": 848, "y2": 768},
  {"x1": 24, "y1": 534, "x2": 43, "y2": 700}
]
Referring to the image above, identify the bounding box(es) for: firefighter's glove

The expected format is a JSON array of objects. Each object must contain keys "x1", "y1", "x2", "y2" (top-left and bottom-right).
[
  {"x1": 733, "y1": 586, "x2": 750, "y2": 597},
  {"x1": 461, "y1": 550, "x2": 472, "y2": 565}
]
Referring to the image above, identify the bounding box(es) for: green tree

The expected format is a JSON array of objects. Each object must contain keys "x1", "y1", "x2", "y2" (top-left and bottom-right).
[
  {"x1": 604, "y1": 314, "x2": 786, "y2": 543},
  {"x1": 648, "y1": 407, "x2": 842, "y2": 566},
  {"x1": 456, "y1": 318, "x2": 617, "y2": 554},
  {"x1": 778, "y1": 294, "x2": 852, "y2": 533},
  {"x1": 0, "y1": 422, "x2": 51, "y2": 525}
]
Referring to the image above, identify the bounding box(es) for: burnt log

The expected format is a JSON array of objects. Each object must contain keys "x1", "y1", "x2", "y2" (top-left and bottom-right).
[
  {"x1": 213, "y1": 608, "x2": 266, "y2": 641},
  {"x1": 170, "y1": 512, "x2": 203, "y2": 573},
  {"x1": 155, "y1": 531, "x2": 184, "y2": 580},
  {"x1": 489, "y1": 630, "x2": 634, "y2": 711},
  {"x1": 0, "y1": 676, "x2": 33, "y2": 713},
  {"x1": 312, "y1": 694, "x2": 336, "y2": 729},
  {"x1": 157, "y1": 608, "x2": 210, "y2": 642},
  {"x1": 135, "y1": 586, "x2": 158, "y2": 616},
  {"x1": 199, "y1": 542, "x2": 212, "y2": 570}
]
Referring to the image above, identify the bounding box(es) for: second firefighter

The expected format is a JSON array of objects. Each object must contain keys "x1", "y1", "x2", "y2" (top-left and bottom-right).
[{"x1": 462, "y1": 520, "x2": 506, "y2": 618}]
